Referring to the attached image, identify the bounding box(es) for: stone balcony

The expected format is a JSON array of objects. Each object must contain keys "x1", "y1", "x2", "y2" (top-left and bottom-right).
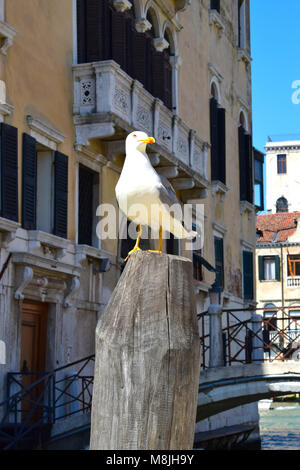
[{"x1": 73, "y1": 60, "x2": 210, "y2": 200}]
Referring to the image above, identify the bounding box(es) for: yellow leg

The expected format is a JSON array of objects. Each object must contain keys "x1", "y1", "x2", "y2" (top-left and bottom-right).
[
  {"x1": 124, "y1": 225, "x2": 142, "y2": 261},
  {"x1": 148, "y1": 226, "x2": 163, "y2": 254}
]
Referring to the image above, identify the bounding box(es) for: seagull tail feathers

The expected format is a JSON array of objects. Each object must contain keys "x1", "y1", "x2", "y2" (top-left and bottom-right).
[{"x1": 186, "y1": 230, "x2": 200, "y2": 240}]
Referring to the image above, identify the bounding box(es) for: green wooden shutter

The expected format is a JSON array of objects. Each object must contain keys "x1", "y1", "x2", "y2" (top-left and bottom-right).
[
  {"x1": 53, "y1": 151, "x2": 68, "y2": 239},
  {"x1": 239, "y1": 125, "x2": 246, "y2": 201},
  {"x1": 258, "y1": 255, "x2": 265, "y2": 280},
  {"x1": 214, "y1": 237, "x2": 224, "y2": 288},
  {"x1": 22, "y1": 133, "x2": 37, "y2": 230},
  {"x1": 243, "y1": 250, "x2": 254, "y2": 300},
  {"x1": 78, "y1": 164, "x2": 94, "y2": 246},
  {"x1": 210, "y1": 98, "x2": 219, "y2": 181},
  {"x1": 245, "y1": 133, "x2": 253, "y2": 204},
  {"x1": 0, "y1": 123, "x2": 18, "y2": 222},
  {"x1": 217, "y1": 107, "x2": 226, "y2": 184},
  {"x1": 275, "y1": 255, "x2": 281, "y2": 281}
]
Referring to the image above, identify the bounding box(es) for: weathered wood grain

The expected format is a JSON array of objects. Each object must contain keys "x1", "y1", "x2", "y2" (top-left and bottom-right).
[{"x1": 90, "y1": 250, "x2": 201, "y2": 450}]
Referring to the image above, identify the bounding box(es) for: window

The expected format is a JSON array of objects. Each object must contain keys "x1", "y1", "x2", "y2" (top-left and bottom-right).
[
  {"x1": 287, "y1": 255, "x2": 300, "y2": 277},
  {"x1": 78, "y1": 164, "x2": 99, "y2": 247},
  {"x1": 214, "y1": 236, "x2": 224, "y2": 288},
  {"x1": 36, "y1": 148, "x2": 54, "y2": 233},
  {"x1": 238, "y1": 0, "x2": 246, "y2": 48},
  {"x1": 277, "y1": 154, "x2": 286, "y2": 174},
  {"x1": 76, "y1": 0, "x2": 173, "y2": 110},
  {"x1": 0, "y1": 123, "x2": 18, "y2": 222},
  {"x1": 276, "y1": 196, "x2": 288, "y2": 213},
  {"x1": 238, "y1": 123, "x2": 253, "y2": 203},
  {"x1": 288, "y1": 311, "x2": 300, "y2": 339},
  {"x1": 254, "y1": 148, "x2": 264, "y2": 211},
  {"x1": 243, "y1": 250, "x2": 253, "y2": 300},
  {"x1": 258, "y1": 255, "x2": 280, "y2": 281},
  {"x1": 210, "y1": 0, "x2": 220, "y2": 12},
  {"x1": 210, "y1": 89, "x2": 226, "y2": 184},
  {"x1": 22, "y1": 134, "x2": 68, "y2": 238}
]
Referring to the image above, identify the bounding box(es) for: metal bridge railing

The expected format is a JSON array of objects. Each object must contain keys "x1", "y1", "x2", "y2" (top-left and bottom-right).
[{"x1": 198, "y1": 306, "x2": 300, "y2": 369}]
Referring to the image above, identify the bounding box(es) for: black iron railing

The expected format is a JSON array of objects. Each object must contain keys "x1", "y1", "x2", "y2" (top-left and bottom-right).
[
  {"x1": 198, "y1": 306, "x2": 300, "y2": 369},
  {"x1": 0, "y1": 354, "x2": 95, "y2": 450}
]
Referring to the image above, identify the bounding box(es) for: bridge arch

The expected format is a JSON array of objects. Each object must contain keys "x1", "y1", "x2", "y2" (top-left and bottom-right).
[{"x1": 197, "y1": 363, "x2": 300, "y2": 421}]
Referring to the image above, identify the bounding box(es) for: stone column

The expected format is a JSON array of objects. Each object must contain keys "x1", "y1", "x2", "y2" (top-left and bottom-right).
[
  {"x1": 251, "y1": 312, "x2": 264, "y2": 363},
  {"x1": 208, "y1": 304, "x2": 224, "y2": 368}
]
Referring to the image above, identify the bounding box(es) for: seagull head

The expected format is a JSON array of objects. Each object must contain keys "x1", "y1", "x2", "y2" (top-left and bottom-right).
[{"x1": 126, "y1": 131, "x2": 155, "y2": 153}]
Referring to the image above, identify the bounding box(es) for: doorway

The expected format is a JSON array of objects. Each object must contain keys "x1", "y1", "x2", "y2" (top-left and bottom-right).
[{"x1": 20, "y1": 301, "x2": 48, "y2": 422}]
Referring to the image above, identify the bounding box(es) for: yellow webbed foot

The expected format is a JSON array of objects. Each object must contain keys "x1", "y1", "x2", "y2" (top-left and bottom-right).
[{"x1": 124, "y1": 246, "x2": 142, "y2": 262}]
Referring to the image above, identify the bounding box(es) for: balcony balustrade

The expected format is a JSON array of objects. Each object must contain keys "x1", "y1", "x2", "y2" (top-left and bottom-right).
[
  {"x1": 287, "y1": 276, "x2": 300, "y2": 288},
  {"x1": 73, "y1": 60, "x2": 209, "y2": 197}
]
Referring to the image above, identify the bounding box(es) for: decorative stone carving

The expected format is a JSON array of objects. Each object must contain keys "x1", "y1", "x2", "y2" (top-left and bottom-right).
[
  {"x1": 209, "y1": 10, "x2": 225, "y2": 38},
  {"x1": 153, "y1": 37, "x2": 169, "y2": 52},
  {"x1": 135, "y1": 18, "x2": 152, "y2": 33},
  {"x1": 0, "y1": 20, "x2": 17, "y2": 56},
  {"x1": 14, "y1": 266, "x2": 34, "y2": 300},
  {"x1": 112, "y1": 0, "x2": 132, "y2": 12},
  {"x1": 80, "y1": 79, "x2": 95, "y2": 106},
  {"x1": 114, "y1": 88, "x2": 129, "y2": 114},
  {"x1": 136, "y1": 105, "x2": 151, "y2": 130},
  {"x1": 64, "y1": 276, "x2": 81, "y2": 308}
]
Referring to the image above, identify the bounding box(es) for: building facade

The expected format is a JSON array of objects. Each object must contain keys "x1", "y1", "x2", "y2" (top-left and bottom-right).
[
  {"x1": 0, "y1": 0, "x2": 259, "y2": 449},
  {"x1": 256, "y1": 212, "x2": 300, "y2": 359},
  {"x1": 265, "y1": 139, "x2": 300, "y2": 214}
]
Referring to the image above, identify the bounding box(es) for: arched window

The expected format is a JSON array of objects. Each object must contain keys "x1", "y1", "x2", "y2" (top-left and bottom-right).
[
  {"x1": 77, "y1": 0, "x2": 173, "y2": 109},
  {"x1": 276, "y1": 196, "x2": 288, "y2": 213}
]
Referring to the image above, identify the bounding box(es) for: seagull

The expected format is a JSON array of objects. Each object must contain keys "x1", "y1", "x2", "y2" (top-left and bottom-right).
[{"x1": 115, "y1": 131, "x2": 198, "y2": 260}]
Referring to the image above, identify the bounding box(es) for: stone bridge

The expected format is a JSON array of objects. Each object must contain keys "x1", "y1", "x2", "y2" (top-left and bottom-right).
[{"x1": 197, "y1": 362, "x2": 300, "y2": 421}]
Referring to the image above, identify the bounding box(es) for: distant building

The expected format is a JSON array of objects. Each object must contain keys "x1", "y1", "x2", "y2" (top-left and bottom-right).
[
  {"x1": 265, "y1": 140, "x2": 300, "y2": 213},
  {"x1": 256, "y1": 212, "x2": 300, "y2": 358}
]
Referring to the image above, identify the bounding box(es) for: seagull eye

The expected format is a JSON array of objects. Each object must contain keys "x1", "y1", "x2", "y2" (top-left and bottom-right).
[{"x1": 133, "y1": 134, "x2": 137, "y2": 138}]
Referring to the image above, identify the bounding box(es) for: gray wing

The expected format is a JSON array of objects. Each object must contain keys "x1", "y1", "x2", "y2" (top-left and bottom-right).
[{"x1": 156, "y1": 174, "x2": 180, "y2": 207}]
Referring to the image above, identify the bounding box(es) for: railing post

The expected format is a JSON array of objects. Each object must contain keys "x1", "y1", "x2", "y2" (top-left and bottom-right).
[
  {"x1": 251, "y1": 312, "x2": 264, "y2": 363},
  {"x1": 208, "y1": 304, "x2": 224, "y2": 368}
]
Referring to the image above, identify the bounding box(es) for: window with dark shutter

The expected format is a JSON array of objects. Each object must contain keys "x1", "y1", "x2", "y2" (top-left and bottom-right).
[
  {"x1": 217, "y1": 107, "x2": 226, "y2": 184},
  {"x1": 210, "y1": 97, "x2": 219, "y2": 180},
  {"x1": 111, "y1": 8, "x2": 126, "y2": 71},
  {"x1": 214, "y1": 236, "x2": 224, "y2": 288},
  {"x1": 78, "y1": 164, "x2": 99, "y2": 246},
  {"x1": 210, "y1": 99, "x2": 226, "y2": 184},
  {"x1": 239, "y1": 126, "x2": 253, "y2": 203},
  {"x1": 22, "y1": 133, "x2": 37, "y2": 230},
  {"x1": 243, "y1": 250, "x2": 253, "y2": 300},
  {"x1": 0, "y1": 123, "x2": 18, "y2": 222},
  {"x1": 53, "y1": 151, "x2": 68, "y2": 239}
]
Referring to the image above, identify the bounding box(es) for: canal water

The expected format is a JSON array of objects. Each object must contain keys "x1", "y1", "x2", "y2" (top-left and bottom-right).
[{"x1": 259, "y1": 401, "x2": 300, "y2": 450}]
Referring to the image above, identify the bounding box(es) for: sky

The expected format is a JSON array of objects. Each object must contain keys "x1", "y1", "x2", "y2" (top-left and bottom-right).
[{"x1": 250, "y1": 0, "x2": 300, "y2": 153}]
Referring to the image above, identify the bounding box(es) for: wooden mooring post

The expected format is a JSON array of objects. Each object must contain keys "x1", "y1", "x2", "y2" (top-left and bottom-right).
[{"x1": 90, "y1": 250, "x2": 201, "y2": 450}]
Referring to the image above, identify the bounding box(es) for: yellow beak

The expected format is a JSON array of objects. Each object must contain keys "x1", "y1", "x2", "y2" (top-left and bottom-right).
[{"x1": 139, "y1": 136, "x2": 155, "y2": 144}]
